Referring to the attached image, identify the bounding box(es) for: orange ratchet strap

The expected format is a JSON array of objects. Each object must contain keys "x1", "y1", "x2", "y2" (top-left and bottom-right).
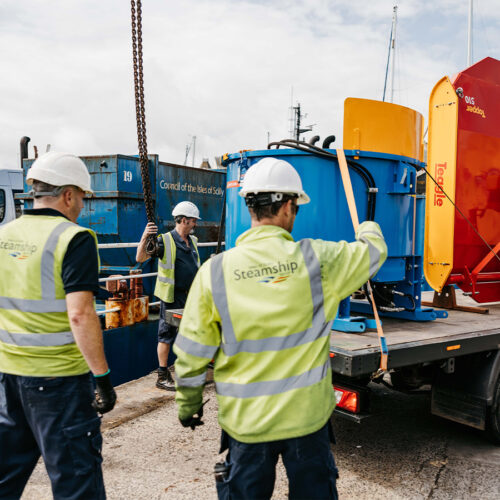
[{"x1": 336, "y1": 149, "x2": 388, "y2": 373}]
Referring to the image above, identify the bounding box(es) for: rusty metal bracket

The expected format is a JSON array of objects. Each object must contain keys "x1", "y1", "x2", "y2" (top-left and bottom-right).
[{"x1": 422, "y1": 285, "x2": 489, "y2": 314}]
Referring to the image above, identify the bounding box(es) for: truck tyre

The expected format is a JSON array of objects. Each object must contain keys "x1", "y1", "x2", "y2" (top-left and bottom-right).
[{"x1": 486, "y1": 374, "x2": 500, "y2": 445}]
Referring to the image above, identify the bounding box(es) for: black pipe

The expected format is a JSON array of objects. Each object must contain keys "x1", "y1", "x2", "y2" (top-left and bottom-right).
[
  {"x1": 268, "y1": 139, "x2": 377, "y2": 221},
  {"x1": 308, "y1": 135, "x2": 320, "y2": 146},
  {"x1": 20, "y1": 136, "x2": 30, "y2": 170},
  {"x1": 286, "y1": 139, "x2": 376, "y2": 218},
  {"x1": 322, "y1": 135, "x2": 336, "y2": 148}
]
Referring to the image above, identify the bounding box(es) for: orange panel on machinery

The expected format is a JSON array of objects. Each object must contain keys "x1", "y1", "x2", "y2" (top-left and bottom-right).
[
  {"x1": 424, "y1": 57, "x2": 500, "y2": 303},
  {"x1": 343, "y1": 98, "x2": 424, "y2": 161}
]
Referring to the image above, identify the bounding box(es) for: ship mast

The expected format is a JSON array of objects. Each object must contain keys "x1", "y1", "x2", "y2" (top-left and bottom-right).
[
  {"x1": 382, "y1": 5, "x2": 398, "y2": 103},
  {"x1": 390, "y1": 5, "x2": 397, "y2": 103},
  {"x1": 467, "y1": 0, "x2": 473, "y2": 66}
]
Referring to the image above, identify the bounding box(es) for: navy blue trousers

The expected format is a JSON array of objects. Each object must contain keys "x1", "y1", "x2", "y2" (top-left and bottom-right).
[
  {"x1": 0, "y1": 372, "x2": 105, "y2": 500},
  {"x1": 216, "y1": 423, "x2": 339, "y2": 500},
  {"x1": 158, "y1": 291, "x2": 188, "y2": 345}
]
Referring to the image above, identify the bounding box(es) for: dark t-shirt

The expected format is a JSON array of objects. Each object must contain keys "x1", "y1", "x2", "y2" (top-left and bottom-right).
[
  {"x1": 170, "y1": 229, "x2": 199, "y2": 292},
  {"x1": 156, "y1": 230, "x2": 199, "y2": 333},
  {"x1": 156, "y1": 229, "x2": 199, "y2": 293},
  {"x1": 24, "y1": 208, "x2": 100, "y2": 295}
]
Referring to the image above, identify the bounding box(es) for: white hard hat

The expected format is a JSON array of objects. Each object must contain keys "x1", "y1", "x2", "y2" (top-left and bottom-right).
[
  {"x1": 239, "y1": 158, "x2": 310, "y2": 205},
  {"x1": 172, "y1": 201, "x2": 201, "y2": 219},
  {"x1": 26, "y1": 152, "x2": 93, "y2": 193}
]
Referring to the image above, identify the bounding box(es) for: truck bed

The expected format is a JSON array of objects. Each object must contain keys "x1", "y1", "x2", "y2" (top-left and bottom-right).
[
  {"x1": 164, "y1": 294, "x2": 500, "y2": 378},
  {"x1": 331, "y1": 293, "x2": 500, "y2": 377}
]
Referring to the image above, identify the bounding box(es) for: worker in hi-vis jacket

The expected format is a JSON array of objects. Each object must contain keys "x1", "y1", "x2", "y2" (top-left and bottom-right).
[
  {"x1": 0, "y1": 152, "x2": 116, "y2": 499},
  {"x1": 173, "y1": 158, "x2": 387, "y2": 499},
  {"x1": 136, "y1": 201, "x2": 201, "y2": 391}
]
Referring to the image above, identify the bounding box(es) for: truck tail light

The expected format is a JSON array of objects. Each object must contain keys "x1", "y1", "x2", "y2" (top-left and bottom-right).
[{"x1": 334, "y1": 385, "x2": 360, "y2": 413}]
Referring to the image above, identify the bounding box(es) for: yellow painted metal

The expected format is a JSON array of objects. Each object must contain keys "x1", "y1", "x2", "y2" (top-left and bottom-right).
[
  {"x1": 423, "y1": 77, "x2": 458, "y2": 292},
  {"x1": 336, "y1": 149, "x2": 360, "y2": 230},
  {"x1": 343, "y1": 98, "x2": 424, "y2": 161}
]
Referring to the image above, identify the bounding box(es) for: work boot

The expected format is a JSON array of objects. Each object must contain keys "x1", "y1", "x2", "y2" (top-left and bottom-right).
[{"x1": 156, "y1": 368, "x2": 175, "y2": 391}]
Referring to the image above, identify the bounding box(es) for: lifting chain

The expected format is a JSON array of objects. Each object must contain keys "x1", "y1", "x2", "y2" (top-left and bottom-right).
[{"x1": 131, "y1": 0, "x2": 158, "y2": 255}]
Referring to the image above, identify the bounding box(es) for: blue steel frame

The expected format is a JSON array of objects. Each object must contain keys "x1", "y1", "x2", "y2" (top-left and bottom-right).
[{"x1": 223, "y1": 149, "x2": 447, "y2": 331}]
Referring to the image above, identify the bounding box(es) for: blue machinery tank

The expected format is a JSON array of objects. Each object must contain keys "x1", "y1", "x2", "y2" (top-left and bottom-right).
[{"x1": 223, "y1": 148, "x2": 446, "y2": 332}]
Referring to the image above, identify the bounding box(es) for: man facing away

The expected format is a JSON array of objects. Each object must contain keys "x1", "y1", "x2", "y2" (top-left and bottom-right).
[
  {"x1": 136, "y1": 201, "x2": 201, "y2": 390},
  {"x1": 173, "y1": 158, "x2": 387, "y2": 499},
  {"x1": 0, "y1": 152, "x2": 116, "y2": 500}
]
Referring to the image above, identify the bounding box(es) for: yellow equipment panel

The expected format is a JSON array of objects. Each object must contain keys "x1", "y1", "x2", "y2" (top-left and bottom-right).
[
  {"x1": 343, "y1": 98, "x2": 424, "y2": 161},
  {"x1": 423, "y1": 77, "x2": 458, "y2": 292}
]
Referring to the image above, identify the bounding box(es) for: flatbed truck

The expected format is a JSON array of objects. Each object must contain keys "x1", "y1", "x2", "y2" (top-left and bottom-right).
[{"x1": 164, "y1": 292, "x2": 500, "y2": 444}]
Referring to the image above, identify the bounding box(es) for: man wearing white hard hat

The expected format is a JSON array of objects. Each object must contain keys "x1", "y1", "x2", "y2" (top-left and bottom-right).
[
  {"x1": 136, "y1": 201, "x2": 201, "y2": 390},
  {"x1": 173, "y1": 157, "x2": 387, "y2": 499},
  {"x1": 0, "y1": 152, "x2": 115, "y2": 499}
]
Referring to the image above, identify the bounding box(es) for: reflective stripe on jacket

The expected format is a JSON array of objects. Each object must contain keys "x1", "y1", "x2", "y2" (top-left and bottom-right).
[
  {"x1": 0, "y1": 215, "x2": 99, "y2": 376},
  {"x1": 154, "y1": 231, "x2": 200, "y2": 303},
  {"x1": 174, "y1": 221, "x2": 387, "y2": 443}
]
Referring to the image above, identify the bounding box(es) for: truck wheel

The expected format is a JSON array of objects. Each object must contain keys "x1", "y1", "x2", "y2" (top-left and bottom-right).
[{"x1": 486, "y1": 374, "x2": 500, "y2": 445}]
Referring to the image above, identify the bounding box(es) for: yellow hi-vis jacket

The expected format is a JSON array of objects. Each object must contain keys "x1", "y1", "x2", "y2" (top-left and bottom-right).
[
  {"x1": 174, "y1": 221, "x2": 387, "y2": 443},
  {"x1": 0, "y1": 214, "x2": 99, "y2": 377},
  {"x1": 154, "y1": 231, "x2": 200, "y2": 303}
]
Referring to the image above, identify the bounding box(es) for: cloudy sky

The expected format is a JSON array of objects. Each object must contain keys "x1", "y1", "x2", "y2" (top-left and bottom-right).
[{"x1": 1, "y1": 0, "x2": 498, "y2": 170}]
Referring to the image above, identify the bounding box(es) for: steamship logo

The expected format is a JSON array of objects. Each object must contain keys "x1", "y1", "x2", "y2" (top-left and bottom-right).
[
  {"x1": 233, "y1": 260, "x2": 298, "y2": 284},
  {"x1": 258, "y1": 275, "x2": 291, "y2": 284},
  {"x1": 0, "y1": 239, "x2": 38, "y2": 260},
  {"x1": 9, "y1": 252, "x2": 30, "y2": 260}
]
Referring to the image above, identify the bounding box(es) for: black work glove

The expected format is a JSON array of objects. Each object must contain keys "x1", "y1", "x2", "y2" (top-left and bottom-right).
[
  {"x1": 180, "y1": 400, "x2": 209, "y2": 430},
  {"x1": 92, "y1": 373, "x2": 117, "y2": 414}
]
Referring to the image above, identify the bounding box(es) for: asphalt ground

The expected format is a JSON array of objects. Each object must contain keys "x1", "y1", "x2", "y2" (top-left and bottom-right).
[{"x1": 21, "y1": 372, "x2": 500, "y2": 499}]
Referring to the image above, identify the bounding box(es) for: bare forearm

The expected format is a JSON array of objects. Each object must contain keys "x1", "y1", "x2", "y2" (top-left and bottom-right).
[
  {"x1": 136, "y1": 236, "x2": 150, "y2": 262},
  {"x1": 66, "y1": 291, "x2": 108, "y2": 375},
  {"x1": 136, "y1": 222, "x2": 158, "y2": 262},
  {"x1": 70, "y1": 311, "x2": 108, "y2": 375}
]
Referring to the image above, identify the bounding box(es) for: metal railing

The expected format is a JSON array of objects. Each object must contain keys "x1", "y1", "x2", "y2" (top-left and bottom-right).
[
  {"x1": 95, "y1": 240, "x2": 222, "y2": 315},
  {"x1": 96, "y1": 307, "x2": 120, "y2": 315},
  {"x1": 98, "y1": 272, "x2": 158, "y2": 283},
  {"x1": 97, "y1": 240, "x2": 225, "y2": 283},
  {"x1": 98, "y1": 241, "x2": 224, "y2": 249},
  {"x1": 96, "y1": 300, "x2": 161, "y2": 316}
]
